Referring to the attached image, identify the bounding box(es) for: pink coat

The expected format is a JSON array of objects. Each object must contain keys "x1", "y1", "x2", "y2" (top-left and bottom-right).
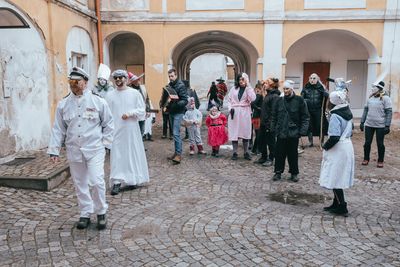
[{"x1": 227, "y1": 86, "x2": 256, "y2": 141}]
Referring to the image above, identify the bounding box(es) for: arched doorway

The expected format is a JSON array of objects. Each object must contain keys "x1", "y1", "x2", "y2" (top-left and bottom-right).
[
  {"x1": 286, "y1": 29, "x2": 378, "y2": 116},
  {"x1": 189, "y1": 53, "x2": 234, "y2": 99},
  {"x1": 105, "y1": 32, "x2": 145, "y2": 83},
  {"x1": 171, "y1": 31, "x2": 259, "y2": 86},
  {"x1": 0, "y1": 0, "x2": 50, "y2": 158},
  {"x1": 66, "y1": 26, "x2": 96, "y2": 79}
]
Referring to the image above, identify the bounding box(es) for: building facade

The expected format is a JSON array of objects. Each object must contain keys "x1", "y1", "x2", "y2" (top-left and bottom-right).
[{"x1": 1, "y1": 0, "x2": 399, "y2": 158}]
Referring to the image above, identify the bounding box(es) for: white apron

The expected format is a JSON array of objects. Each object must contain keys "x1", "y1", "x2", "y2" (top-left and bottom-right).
[{"x1": 319, "y1": 120, "x2": 354, "y2": 189}]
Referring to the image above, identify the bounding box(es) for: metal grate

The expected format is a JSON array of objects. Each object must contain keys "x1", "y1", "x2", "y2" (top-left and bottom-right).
[{"x1": 2, "y1": 157, "x2": 35, "y2": 166}]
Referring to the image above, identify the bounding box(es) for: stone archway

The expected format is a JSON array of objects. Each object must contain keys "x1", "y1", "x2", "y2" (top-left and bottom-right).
[
  {"x1": 286, "y1": 29, "x2": 379, "y2": 116},
  {"x1": 0, "y1": 0, "x2": 50, "y2": 158},
  {"x1": 104, "y1": 32, "x2": 145, "y2": 82},
  {"x1": 171, "y1": 31, "x2": 259, "y2": 85}
]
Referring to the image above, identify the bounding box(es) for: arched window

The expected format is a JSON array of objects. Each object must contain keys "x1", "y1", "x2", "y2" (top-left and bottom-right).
[{"x1": 0, "y1": 8, "x2": 29, "y2": 28}]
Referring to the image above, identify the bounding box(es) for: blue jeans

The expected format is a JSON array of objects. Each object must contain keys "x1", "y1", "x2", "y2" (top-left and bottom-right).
[{"x1": 170, "y1": 113, "x2": 184, "y2": 155}]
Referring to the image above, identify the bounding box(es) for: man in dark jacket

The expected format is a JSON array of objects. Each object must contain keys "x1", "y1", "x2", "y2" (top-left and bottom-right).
[
  {"x1": 166, "y1": 68, "x2": 188, "y2": 164},
  {"x1": 301, "y1": 73, "x2": 329, "y2": 147},
  {"x1": 273, "y1": 80, "x2": 309, "y2": 182},
  {"x1": 254, "y1": 78, "x2": 281, "y2": 166}
]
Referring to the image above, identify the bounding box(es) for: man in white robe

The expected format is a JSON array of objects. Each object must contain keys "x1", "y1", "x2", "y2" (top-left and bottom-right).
[{"x1": 106, "y1": 69, "x2": 150, "y2": 195}]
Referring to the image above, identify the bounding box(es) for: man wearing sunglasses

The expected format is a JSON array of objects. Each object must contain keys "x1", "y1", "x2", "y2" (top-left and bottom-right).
[
  {"x1": 48, "y1": 66, "x2": 114, "y2": 230},
  {"x1": 105, "y1": 69, "x2": 149, "y2": 196}
]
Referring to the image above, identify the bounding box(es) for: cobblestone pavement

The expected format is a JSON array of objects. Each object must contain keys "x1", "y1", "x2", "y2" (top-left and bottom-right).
[{"x1": 1, "y1": 127, "x2": 400, "y2": 267}]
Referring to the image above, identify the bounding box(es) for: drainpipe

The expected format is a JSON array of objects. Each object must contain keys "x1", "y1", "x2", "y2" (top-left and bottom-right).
[{"x1": 95, "y1": 0, "x2": 103, "y2": 63}]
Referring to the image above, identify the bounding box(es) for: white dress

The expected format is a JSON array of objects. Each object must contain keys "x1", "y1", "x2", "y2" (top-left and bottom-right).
[
  {"x1": 106, "y1": 88, "x2": 150, "y2": 186},
  {"x1": 319, "y1": 116, "x2": 354, "y2": 189}
]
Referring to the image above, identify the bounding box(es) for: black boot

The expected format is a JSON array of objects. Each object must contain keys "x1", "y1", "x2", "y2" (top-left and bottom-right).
[
  {"x1": 76, "y1": 217, "x2": 90, "y2": 229},
  {"x1": 308, "y1": 133, "x2": 313, "y2": 147},
  {"x1": 272, "y1": 172, "x2": 281, "y2": 181},
  {"x1": 231, "y1": 153, "x2": 238, "y2": 160},
  {"x1": 211, "y1": 149, "x2": 216, "y2": 157},
  {"x1": 111, "y1": 183, "x2": 121, "y2": 196},
  {"x1": 244, "y1": 152, "x2": 252, "y2": 160},
  {"x1": 330, "y1": 202, "x2": 348, "y2": 216},
  {"x1": 97, "y1": 214, "x2": 107, "y2": 230},
  {"x1": 323, "y1": 197, "x2": 339, "y2": 211}
]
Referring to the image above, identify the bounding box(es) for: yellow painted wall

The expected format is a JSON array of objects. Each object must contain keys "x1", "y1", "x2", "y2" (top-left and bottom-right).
[
  {"x1": 102, "y1": 22, "x2": 264, "y2": 105},
  {"x1": 168, "y1": 0, "x2": 185, "y2": 13},
  {"x1": 9, "y1": 0, "x2": 98, "y2": 118},
  {"x1": 282, "y1": 22, "x2": 383, "y2": 56},
  {"x1": 245, "y1": 0, "x2": 263, "y2": 12},
  {"x1": 150, "y1": 0, "x2": 162, "y2": 13}
]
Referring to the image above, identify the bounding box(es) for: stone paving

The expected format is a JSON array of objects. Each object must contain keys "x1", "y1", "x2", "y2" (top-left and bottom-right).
[{"x1": 1, "y1": 126, "x2": 400, "y2": 266}]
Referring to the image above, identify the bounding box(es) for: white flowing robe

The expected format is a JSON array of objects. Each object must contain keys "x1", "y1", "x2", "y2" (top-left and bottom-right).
[{"x1": 106, "y1": 88, "x2": 149, "y2": 186}]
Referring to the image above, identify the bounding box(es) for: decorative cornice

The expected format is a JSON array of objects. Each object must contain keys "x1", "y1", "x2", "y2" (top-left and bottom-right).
[
  {"x1": 53, "y1": 0, "x2": 96, "y2": 20},
  {"x1": 100, "y1": 9, "x2": 399, "y2": 23}
]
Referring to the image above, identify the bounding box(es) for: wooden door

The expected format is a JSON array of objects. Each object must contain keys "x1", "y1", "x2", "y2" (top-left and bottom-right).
[{"x1": 303, "y1": 62, "x2": 330, "y2": 89}]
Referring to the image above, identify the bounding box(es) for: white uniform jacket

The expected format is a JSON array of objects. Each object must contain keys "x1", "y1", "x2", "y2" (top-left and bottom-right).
[{"x1": 48, "y1": 89, "x2": 114, "y2": 162}]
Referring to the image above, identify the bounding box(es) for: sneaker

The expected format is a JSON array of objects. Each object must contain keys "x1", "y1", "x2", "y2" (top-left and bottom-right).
[
  {"x1": 254, "y1": 157, "x2": 267, "y2": 164},
  {"x1": 262, "y1": 160, "x2": 273, "y2": 167},
  {"x1": 231, "y1": 153, "x2": 238, "y2": 160},
  {"x1": 377, "y1": 161, "x2": 384, "y2": 168},
  {"x1": 189, "y1": 150, "x2": 195, "y2": 155},
  {"x1": 97, "y1": 214, "x2": 107, "y2": 230},
  {"x1": 111, "y1": 183, "x2": 121, "y2": 196},
  {"x1": 76, "y1": 217, "x2": 90, "y2": 229},
  {"x1": 272, "y1": 173, "x2": 281, "y2": 181},
  {"x1": 161, "y1": 135, "x2": 167, "y2": 139},
  {"x1": 244, "y1": 152, "x2": 252, "y2": 160},
  {"x1": 361, "y1": 160, "x2": 369, "y2": 166},
  {"x1": 297, "y1": 148, "x2": 304, "y2": 154},
  {"x1": 290, "y1": 174, "x2": 299, "y2": 182}
]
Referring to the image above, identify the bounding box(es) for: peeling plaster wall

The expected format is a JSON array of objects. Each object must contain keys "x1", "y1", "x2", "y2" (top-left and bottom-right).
[{"x1": 0, "y1": 2, "x2": 50, "y2": 158}]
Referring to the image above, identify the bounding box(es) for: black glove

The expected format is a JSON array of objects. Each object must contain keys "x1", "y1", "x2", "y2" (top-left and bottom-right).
[
  {"x1": 152, "y1": 117, "x2": 156, "y2": 124},
  {"x1": 230, "y1": 109, "x2": 235, "y2": 120},
  {"x1": 360, "y1": 123, "x2": 364, "y2": 132},
  {"x1": 384, "y1": 126, "x2": 390, "y2": 135}
]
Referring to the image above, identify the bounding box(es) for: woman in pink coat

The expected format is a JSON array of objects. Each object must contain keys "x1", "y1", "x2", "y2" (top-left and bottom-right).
[{"x1": 227, "y1": 72, "x2": 256, "y2": 160}]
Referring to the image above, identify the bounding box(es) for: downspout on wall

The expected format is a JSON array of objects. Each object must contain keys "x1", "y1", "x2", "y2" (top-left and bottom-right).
[{"x1": 95, "y1": 0, "x2": 103, "y2": 63}]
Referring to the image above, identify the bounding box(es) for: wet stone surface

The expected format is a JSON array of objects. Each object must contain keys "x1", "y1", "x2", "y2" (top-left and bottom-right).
[
  {"x1": 0, "y1": 126, "x2": 400, "y2": 266},
  {"x1": 269, "y1": 190, "x2": 327, "y2": 206}
]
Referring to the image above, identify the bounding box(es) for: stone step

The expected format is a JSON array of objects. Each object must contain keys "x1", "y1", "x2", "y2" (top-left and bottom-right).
[{"x1": 0, "y1": 150, "x2": 69, "y2": 191}]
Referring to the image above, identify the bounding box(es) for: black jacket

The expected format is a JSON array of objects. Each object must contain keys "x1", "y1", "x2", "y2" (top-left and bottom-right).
[
  {"x1": 168, "y1": 79, "x2": 188, "y2": 114},
  {"x1": 274, "y1": 94, "x2": 310, "y2": 139},
  {"x1": 301, "y1": 82, "x2": 329, "y2": 111},
  {"x1": 251, "y1": 94, "x2": 263, "y2": 119},
  {"x1": 260, "y1": 88, "x2": 281, "y2": 130}
]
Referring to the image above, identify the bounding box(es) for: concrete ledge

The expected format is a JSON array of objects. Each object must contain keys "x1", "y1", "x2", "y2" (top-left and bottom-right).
[
  {"x1": 0, "y1": 166, "x2": 70, "y2": 191},
  {"x1": 0, "y1": 150, "x2": 70, "y2": 191}
]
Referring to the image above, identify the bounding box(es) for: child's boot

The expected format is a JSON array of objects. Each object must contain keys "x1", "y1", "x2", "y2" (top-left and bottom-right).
[
  {"x1": 197, "y1": 144, "x2": 206, "y2": 154},
  {"x1": 189, "y1": 145, "x2": 195, "y2": 155}
]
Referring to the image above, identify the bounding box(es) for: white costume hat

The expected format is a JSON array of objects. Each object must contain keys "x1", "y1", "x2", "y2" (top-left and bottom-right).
[{"x1": 97, "y1": 63, "x2": 111, "y2": 80}]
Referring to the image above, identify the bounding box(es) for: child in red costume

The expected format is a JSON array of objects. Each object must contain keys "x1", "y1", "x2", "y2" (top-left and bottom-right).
[{"x1": 206, "y1": 105, "x2": 228, "y2": 157}]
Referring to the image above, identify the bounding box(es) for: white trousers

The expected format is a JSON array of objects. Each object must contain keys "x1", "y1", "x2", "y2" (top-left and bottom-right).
[{"x1": 69, "y1": 151, "x2": 108, "y2": 218}]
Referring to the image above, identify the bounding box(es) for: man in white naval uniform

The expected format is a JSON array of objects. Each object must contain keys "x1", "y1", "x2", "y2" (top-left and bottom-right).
[{"x1": 48, "y1": 67, "x2": 114, "y2": 230}]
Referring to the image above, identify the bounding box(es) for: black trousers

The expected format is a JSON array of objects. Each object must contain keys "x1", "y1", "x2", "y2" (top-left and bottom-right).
[
  {"x1": 257, "y1": 125, "x2": 276, "y2": 161},
  {"x1": 162, "y1": 112, "x2": 173, "y2": 137},
  {"x1": 308, "y1": 109, "x2": 322, "y2": 137},
  {"x1": 139, "y1": 120, "x2": 145, "y2": 135},
  {"x1": 274, "y1": 137, "x2": 299, "y2": 174},
  {"x1": 363, "y1": 126, "x2": 386, "y2": 162}
]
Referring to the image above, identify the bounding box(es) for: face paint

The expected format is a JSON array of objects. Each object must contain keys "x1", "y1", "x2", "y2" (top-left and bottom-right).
[
  {"x1": 309, "y1": 75, "x2": 319, "y2": 85},
  {"x1": 98, "y1": 78, "x2": 107, "y2": 86}
]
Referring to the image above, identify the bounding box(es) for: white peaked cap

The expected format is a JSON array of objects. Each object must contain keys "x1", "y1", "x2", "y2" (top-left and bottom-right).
[
  {"x1": 97, "y1": 63, "x2": 111, "y2": 80},
  {"x1": 283, "y1": 80, "x2": 295, "y2": 90}
]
